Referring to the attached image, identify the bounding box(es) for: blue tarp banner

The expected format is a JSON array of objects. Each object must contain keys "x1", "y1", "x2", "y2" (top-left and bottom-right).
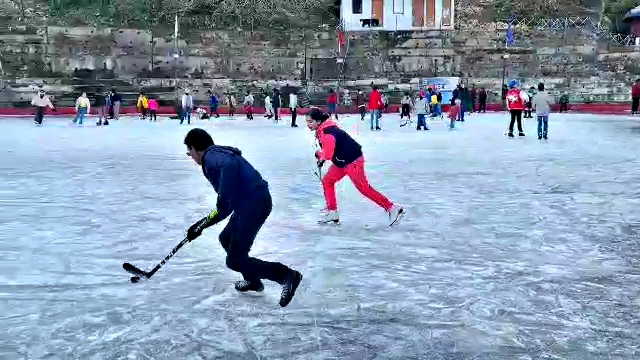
[{"x1": 419, "y1": 77, "x2": 460, "y2": 104}]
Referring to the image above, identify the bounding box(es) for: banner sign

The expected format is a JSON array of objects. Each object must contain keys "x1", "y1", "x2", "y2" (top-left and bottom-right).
[{"x1": 419, "y1": 77, "x2": 460, "y2": 105}]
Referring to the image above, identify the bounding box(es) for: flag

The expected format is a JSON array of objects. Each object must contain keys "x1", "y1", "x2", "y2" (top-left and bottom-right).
[
  {"x1": 506, "y1": 15, "x2": 514, "y2": 47},
  {"x1": 337, "y1": 20, "x2": 346, "y2": 55},
  {"x1": 337, "y1": 28, "x2": 346, "y2": 55},
  {"x1": 174, "y1": 15, "x2": 178, "y2": 39}
]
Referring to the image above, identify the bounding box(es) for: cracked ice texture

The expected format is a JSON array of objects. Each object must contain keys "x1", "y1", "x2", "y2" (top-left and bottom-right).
[{"x1": 0, "y1": 114, "x2": 640, "y2": 359}]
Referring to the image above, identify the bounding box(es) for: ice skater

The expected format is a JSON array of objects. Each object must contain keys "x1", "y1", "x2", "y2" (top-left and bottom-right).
[
  {"x1": 531, "y1": 82, "x2": 554, "y2": 140},
  {"x1": 400, "y1": 92, "x2": 412, "y2": 122},
  {"x1": 264, "y1": 93, "x2": 274, "y2": 119},
  {"x1": 415, "y1": 93, "x2": 429, "y2": 130},
  {"x1": 180, "y1": 90, "x2": 193, "y2": 124},
  {"x1": 148, "y1": 97, "x2": 158, "y2": 121},
  {"x1": 184, "y1": 128, "x2": 302, "y2": 307},
  {"x1": 289, "y1": 91, "x2": 299, "y2": 127},
  {"x1": 505, "y1": 79, "x2": 529, "y2": 137},
  {"x1": 207, "y1": 90, "x2": 220, "y2": 118},
  {"x1": 95, "y1": 91, "x2": 109, "y2": 126},
  {"x1": 243, "y1": 91, "x2": 254, "y2": 120},
  {"x1": 447, "y1": 99, "x2": 461, "y2": 129},
  {"x1": 306, "y1": 109, "x2": 405, "y2": 225},
  {"x1": 137, "y1": 92, "x2": 149, "y2": 120},
  {"x1": 72, "y1": 92, "x2": 90, "y2": 125},
  {"x1": 31, "y1": 89, "x2": 55, "y2": 125},
  {"x1": 368, "y1": 86, "x2": 383, "y2": 130}
]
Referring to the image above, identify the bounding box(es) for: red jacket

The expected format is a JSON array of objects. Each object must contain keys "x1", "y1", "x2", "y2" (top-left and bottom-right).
[
  {"x1": 632, "y1": 83, "x2": 640, "y2": 97},
  {"x1": 315, "y1": 120, "x2": 363, "y2": 167},
  {"x1": 447, "y1": 104, "x2": 460, "y2": 120},
  {"x1": 327, "y1": 93, "x2": 337, "y2": 104},
  {"x1": 368, "y1": 90, "x2": 383, "y2": 111},
  {"x1": 506, "y1": 89, "x2": 526, "y2": 110}
]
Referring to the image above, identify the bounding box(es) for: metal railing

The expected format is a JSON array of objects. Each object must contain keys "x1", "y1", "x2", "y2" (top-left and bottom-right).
[{"x1": 459, "y1": 16, "x2": 634, "y2": 47}]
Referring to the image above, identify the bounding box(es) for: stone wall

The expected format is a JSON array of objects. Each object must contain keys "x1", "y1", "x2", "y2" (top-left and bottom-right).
[{"x1": 0, "y1": 19, "x2": 639, "y2": 109}]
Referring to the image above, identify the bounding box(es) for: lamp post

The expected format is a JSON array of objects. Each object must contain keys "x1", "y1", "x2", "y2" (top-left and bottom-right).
[
  {"x1": 500, "y1": 53, "x2": 510, "y2": 88},
  {"x1": 501, "y1": 53, "x2": 510, "y2": 110}
]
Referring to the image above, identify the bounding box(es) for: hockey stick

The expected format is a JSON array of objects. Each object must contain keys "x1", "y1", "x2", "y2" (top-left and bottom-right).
[
  {"x1": 122, "y1": 236, "x2": 189, "y2": 283},
  {"x1": 313, "y1": 161, "x2": 324, "y2": 181}
]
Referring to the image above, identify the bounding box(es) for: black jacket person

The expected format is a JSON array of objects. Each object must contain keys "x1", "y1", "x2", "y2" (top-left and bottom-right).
[{"x1": 184, "y1": 128, "x2": 302, "y2": 307}]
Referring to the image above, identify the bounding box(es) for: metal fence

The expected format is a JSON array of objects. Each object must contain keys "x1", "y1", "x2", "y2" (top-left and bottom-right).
[{"x1": 463, "y1": 16, "x2": 635, "y2": 47}]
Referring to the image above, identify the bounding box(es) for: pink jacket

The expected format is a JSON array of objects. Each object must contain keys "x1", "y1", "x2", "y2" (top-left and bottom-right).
[{"x1": 148, "y1": 99, "x2": 159, "y2": 110}]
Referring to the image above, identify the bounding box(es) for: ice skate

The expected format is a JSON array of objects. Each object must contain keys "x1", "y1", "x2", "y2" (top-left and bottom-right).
[
  {"x1": 387, "y1": 205, "x2": 405, "y2": 226},
  {"x1": 279, "y1": 270, "x2": 303, "y2": 307},
  {"x1": 234, "y1": 280, "x2": 264, "y2": 293},
  {"x1": 318, "y1": 209, "x2": 339, "y2": 224}
]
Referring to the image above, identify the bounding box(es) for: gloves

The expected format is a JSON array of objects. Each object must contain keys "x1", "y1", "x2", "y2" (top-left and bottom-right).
[
  {"x1": 186, "y1": 209, "x2": 220, "y2": 241},
  {"x1": 314, "y1": 150, "x2": 325, "y2": 168}
]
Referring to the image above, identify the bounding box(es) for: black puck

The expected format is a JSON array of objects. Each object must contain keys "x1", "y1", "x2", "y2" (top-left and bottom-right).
[{"x1": 131, "y1": 276, "x2": 140, "y2": 283}]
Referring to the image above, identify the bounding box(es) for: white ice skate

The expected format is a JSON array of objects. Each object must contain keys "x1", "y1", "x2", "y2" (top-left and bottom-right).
[
  {"x1": 387, "y1": 205, "x2": 405, "y2": 226},
  {"x1": 318, "y1": 209, "x2": 339, "y2": 224}
]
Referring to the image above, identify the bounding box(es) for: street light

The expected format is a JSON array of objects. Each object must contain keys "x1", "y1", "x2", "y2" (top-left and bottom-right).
[{"x1": 501, "y1": 54, "x2": 510, "y2": 111}]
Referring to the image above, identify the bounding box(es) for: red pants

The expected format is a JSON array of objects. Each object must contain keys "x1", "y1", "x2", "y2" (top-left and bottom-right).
[{"x1": 322, "y1": 156, "x2": 393, "y2": 211}]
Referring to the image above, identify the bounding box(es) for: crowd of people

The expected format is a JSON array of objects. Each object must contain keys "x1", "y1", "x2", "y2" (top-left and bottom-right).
[{"x1": 30, "y1": 80, "x2": 559, "y2": 138}]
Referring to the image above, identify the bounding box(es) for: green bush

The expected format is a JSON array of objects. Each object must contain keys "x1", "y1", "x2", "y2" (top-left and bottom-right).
[
  {"x1": 602, "y1": 0, "x2": 640, "y2": 34},
  {"x1": 46, "y1": 0, "x2": 334, "y2": 30}
]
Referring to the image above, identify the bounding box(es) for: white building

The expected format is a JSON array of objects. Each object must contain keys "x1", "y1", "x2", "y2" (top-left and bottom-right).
[{"x1": 340, "y1": 0, "x2": 455, "y2": 32}]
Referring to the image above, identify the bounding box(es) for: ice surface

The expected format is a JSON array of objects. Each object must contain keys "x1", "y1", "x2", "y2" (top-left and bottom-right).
[{"x1": 1, "y1": 114, "x2": 640, "y2": 359}]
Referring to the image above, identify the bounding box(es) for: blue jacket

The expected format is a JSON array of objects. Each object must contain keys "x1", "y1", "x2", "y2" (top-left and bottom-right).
[
  {"x1": 209, "y1": 95, "x2": 219, "y2": 107},
  {"x1": 272, "y1": 91, "x2": 281, "y2": 108},
  {"x1": 201, "y1": 145, "x2": 269, "y2": 219}
]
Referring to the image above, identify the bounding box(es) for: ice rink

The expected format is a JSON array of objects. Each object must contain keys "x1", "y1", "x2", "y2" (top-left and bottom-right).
[{"x1": 2, "y1": 113, "x2": 640, "y2": 359}]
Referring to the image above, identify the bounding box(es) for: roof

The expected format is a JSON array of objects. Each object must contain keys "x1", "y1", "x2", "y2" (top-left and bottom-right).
[{"x1": 624, "y1": 6, "x2": 640, "y2": 22}]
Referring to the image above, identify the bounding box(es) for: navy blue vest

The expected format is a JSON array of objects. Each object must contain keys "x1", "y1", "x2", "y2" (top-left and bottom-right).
[{"x1": 321, "y1": 125, "x2": 363, "y2": 168}]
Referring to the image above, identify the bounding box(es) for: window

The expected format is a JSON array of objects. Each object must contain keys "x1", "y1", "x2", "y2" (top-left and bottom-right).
[
  {"x1": 352, "y1": 0, "x2": 362, "y2": 14},
  {"x1": 393, "y1": 0, "x2": 403, "y2": 14}
]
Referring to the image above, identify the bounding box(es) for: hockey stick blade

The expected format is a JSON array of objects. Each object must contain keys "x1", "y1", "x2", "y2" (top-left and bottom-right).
[
  {"x1": 123, "y1": 262, "x2": 149, "y2": 278},
  {"x1": 122, "y1": 236, "x2": 190, "y2": 282}
]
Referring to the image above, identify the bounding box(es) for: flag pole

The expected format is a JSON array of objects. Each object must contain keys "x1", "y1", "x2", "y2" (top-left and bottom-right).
[{"x1": 174, "y1": 14, "x2": 179, "y2": 100}]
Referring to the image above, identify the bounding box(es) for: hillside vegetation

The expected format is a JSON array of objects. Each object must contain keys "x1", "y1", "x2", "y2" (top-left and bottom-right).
[{"x1": 2, "y1": 0, "x2": 638, "y2": 36}]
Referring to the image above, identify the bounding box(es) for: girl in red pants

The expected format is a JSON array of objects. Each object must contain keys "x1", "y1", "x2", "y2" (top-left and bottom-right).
[{"x1": 306, "y1": 109, "x2": 405, "y2": 225}]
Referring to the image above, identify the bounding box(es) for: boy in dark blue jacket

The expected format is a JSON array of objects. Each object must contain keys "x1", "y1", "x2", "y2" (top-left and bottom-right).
[
  {"x1": 184, "y1": 128, "x2": 302, "y2": 307},
  {"x1": 207, "y1": 90, "x2": 220, "y2": 118}
]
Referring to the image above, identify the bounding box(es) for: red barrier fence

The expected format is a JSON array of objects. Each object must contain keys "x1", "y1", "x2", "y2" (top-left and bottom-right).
[{"x1": 0, "y1": 103, "x2": 634, "y2": 117}]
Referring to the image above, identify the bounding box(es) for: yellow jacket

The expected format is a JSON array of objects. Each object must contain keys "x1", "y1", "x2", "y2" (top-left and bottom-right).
[
  {"x1": 76, "y1": 96, "x2": 90, "y2": 110},
  {"x1": 430, "y1": 95, "x2": 438, "y2": 104},
  {"x1": 137, "y1": 96, "x2": 149, "y2": 109}
]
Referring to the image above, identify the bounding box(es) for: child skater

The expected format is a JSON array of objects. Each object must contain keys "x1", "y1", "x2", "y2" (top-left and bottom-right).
[
  {"x1": 400, "y1": 92, "x2": 412, "y2": 122},
  {"x1": 147, "y1": 97, "x2": 158, "y2": 121},
  {"x1": 244, "y1": 91, "x2": 254, "y2": 120},
  {"x1": 415, "y1": 93, "x2": 429, "y2": 131},
  {"x1": 447, "y1": 99, "x2": 461, "y2": 130},
  {"x1": 264, "y1": 93, "x2": 274, "y2": 119},
  {"x1": 306, "y1": 108, "x2": 405, "y2": 226}
]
